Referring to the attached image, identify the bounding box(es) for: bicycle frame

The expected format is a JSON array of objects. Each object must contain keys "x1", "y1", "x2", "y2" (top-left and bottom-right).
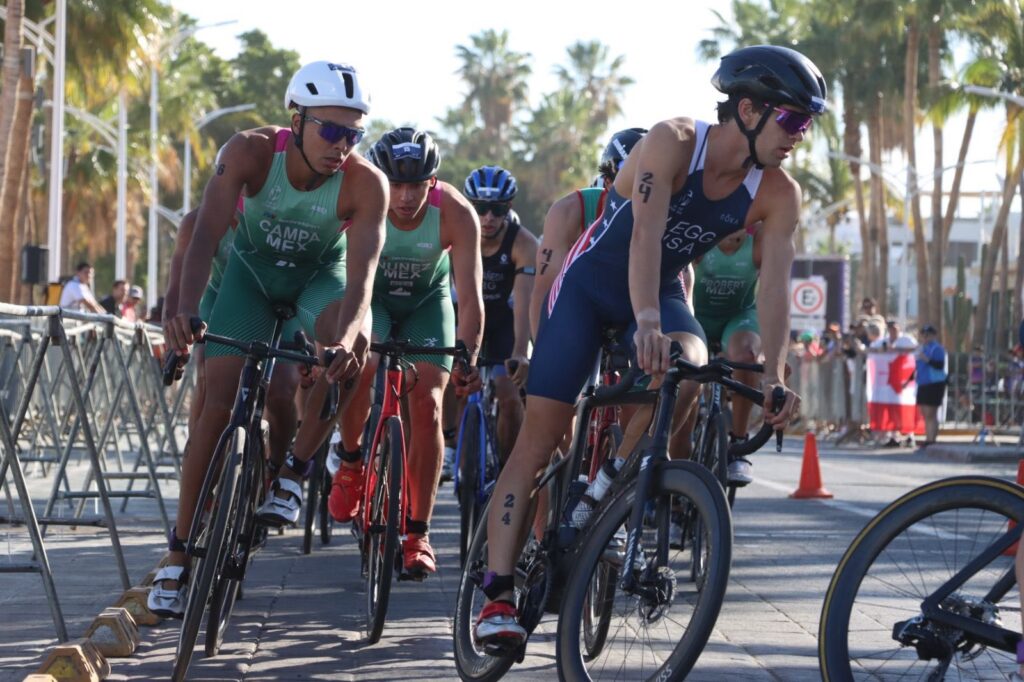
[
  {"x1": 894, "y1": 522, "x2": 1023, "y2": 654},
  {"x1": 454, "y1": 365, "x2": 498, "y2": 504},
  {"x1": 359, "y1": 351, "x2": 409, "y2": 540},
  {"x1": 186, "y1": 319, "x2": 288, "y2": 558}
]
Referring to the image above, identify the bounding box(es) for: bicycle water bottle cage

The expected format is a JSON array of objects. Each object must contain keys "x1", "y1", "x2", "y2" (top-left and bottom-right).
[{"x1": 272, "y1": 303, "x2": 297, "y2": 320}]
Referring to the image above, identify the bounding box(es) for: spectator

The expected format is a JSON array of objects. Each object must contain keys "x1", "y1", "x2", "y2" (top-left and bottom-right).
[
  {"x1": 99, "y1": 280, "x2": 127, "y2": 317},
  {"x1": 122, "y1": 285, "x2": 144, "y2": 322},
  {"x1": 857, "y1": 297, "x2": 887, "y2": 332},
  {"x1": 866, "y1": 322, "x2": 883, "y2": 348},
  {"x1": 915, "y1": 324, "x2": 947, "y2": 446},
  {"x1": 58, "y1": 262, "x2": 105, "y2": 313}
]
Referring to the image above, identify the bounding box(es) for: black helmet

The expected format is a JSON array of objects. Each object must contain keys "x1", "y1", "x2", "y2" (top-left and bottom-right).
[
  {"x1": 598, "y1": 128, "x2": 648, "y2": 178},
  {"x1": 712, "y1": 45, "x2": 827, "y2": 115},
  {"x1": 369, "y1": 127, "x2": 440, "y2": 182}
]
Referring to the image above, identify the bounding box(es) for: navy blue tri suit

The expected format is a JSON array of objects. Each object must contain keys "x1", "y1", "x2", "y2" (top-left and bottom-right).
[{"x1": 529, "y1": 120, "x2": 764, "y2": 403}]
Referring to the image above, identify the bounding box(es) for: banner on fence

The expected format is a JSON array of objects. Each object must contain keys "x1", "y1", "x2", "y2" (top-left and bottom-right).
[{"x1": 865, "y1": 351, "x2": 925, "y2": 434}]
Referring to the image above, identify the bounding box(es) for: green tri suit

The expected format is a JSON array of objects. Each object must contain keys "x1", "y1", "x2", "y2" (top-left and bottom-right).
[
  {"x1": 371, "y1": 186, "x2": 455, "y2": 370},
  {"x1": 206, "y1": 129, "x2": 349, "y2": 357},
  {"x1": 693, "y1": 232, "x2": 760, "y2": 349}
]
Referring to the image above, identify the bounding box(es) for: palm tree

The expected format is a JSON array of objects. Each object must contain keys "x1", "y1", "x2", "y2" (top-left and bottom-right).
[
  {"x1": 0, "y1": 0, "x2": 25, "y2": 301},
  {"x1": 554, "y1": 41, "x2": 634, "y2": 132},
  {"x1": 454, "y1": 29, "x2": 532, "y2": 158}
]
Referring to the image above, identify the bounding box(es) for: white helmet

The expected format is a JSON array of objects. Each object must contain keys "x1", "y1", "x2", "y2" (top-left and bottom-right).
[{"x1": 283, "y1": 61, "x2": 371, "y2": 114}]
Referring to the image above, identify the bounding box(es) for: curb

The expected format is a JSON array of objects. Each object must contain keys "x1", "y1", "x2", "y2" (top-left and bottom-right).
[{"x1": 924, "y1": 445, "x2": 1024, "y2": 463}]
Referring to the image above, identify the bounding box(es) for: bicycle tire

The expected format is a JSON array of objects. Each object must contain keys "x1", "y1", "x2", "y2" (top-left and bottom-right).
[
  {"x1": 172, "y1": 427, "x2": 245, "y2": 682},
  {"x1": 452, "y1": 499, "x2": 516, "y2": 682},
  {"x1": 319, "y1": 456, "x2": 333, "y2": 545},
  {"x1": 458, "y1": 407, "x2": 482, "y2": 568},
  {"x1": 205, "y1": 437, "x2": 258, "y2": 657},
  {"x1": 819, "y1": 476, "x2": 1024, "y2": 682},
  {"x1": 579, "y1": 423, "x2": 623, "y2": 658},
  {"x1": 366, "y1": 415, "x2": 403, "y2": 644},
  {"x1": 558, "y1": 460, "x2": 732, "y2": 682},
  {"x1": 302, "y1": 442, "x2": 328, "y2": 555}
]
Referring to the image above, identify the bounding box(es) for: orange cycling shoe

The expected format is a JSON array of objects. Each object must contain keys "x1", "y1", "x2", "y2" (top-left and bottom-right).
[
  {"x1": 328, "y1": 464, "x2": 363, "y2": 522},
  {"x1": 403, "y1": 534, "x2": 436, "y2": 576}
]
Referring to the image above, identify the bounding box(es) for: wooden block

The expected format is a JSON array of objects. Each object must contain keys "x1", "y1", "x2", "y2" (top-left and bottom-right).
[
  {"x1": 112, "y1": 587, "x2": 162, "y2": 626},
  {"x1": 84, "y1": 607, "x2": 140, "y2": 657},
  {"x1": 34, "y1": 638, "x2": 109, "y2": 681}
]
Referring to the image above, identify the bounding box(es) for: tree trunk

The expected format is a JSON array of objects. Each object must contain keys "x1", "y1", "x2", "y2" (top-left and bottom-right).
[
  {"x1": 903, "y1": 18, "x2": 930, "y2": 326},
  {"x1": 1, "y1": 47, "x2": 35, "y2": 299},
  {"x1": 0, "y1": 0, "x2": 25, "y2": 301},
  {"x1": 972, "y1": 150, "x2": 1024, "y2": 349},
  {"x1": 844, "y1": 95, "x2": 872, "y2": 306},
  {"x1": 869, "y1": 99, "x2": 889, "y2": 313},
  {"x1": 1015, "y1": 175, "x2": 1024, "y2": 329},
  {"x1": 927, "y1": 20, "x2": 944, "y2": 331},
  {"x1": 996, "y1": 223, "x2": 1009, "y2": 351}
]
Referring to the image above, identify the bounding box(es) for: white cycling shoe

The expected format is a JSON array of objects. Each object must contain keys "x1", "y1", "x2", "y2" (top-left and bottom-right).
[
  {"x1": 147, "y1": 565, "x2": 188, "y2": 619},
  {"x1": 728, "y1": 457, "x2": 753, "y2": 486},
  {"x1": 256, "y1": 477, "x2": 304, "y2": 527}
]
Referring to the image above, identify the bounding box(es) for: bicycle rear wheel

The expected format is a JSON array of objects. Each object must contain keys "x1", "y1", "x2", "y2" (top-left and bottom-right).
[
  {"x1": 819, "y1": 476, "x2": 1024, "y2": 682},
  {"x1": 452, "y1": 499, "x2": 517, "y2": 682},
  {"x1": 558, "y1": 460, "x2": 732, "y2": 681},
  {"x1": 458, "y1": 407, "x2": 482, "y2": 568},
  {"x1": 302, "y1": 442, "x2": 328, "y2": 555},
  {"x1": 172, "y1": 426, "x2": 245, "y2": 681},
  {"x1": 579, "y1": 423, "x2": 623, "y2": 658},
  {"x1": 366, "y1": 415, "x2": 403, "y2": 644}
]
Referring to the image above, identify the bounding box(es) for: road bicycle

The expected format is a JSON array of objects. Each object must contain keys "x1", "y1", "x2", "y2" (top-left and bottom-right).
[
  {"x1": 454, "y1": 358, "x2": 512, "y2": 568},
  {"x1": 163, "y1": 310, "x2": 337, "y2": 681},
  {"x1": 819, "y1": 475, "x2": 1024, "y2": 681},
  {"x1": 453, "y1": 337, "x2": 784, "y2": 681},
  {"x1": 356, "y1": 338, "x2": 470, "y2": 644}
]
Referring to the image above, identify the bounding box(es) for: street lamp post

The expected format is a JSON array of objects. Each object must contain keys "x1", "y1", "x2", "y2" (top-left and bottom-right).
[
  {"x1": 182, "y1": 103, "x2": 255, "y2": 215},
  {"x1": 45, "y1": 0, "x2": 66, "y2": 282},
  {"x1": 147, "y1": 20, "x2": 237, "y2": 311}
]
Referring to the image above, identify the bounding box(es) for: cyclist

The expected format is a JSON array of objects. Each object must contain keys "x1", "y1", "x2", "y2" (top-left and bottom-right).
[
  {"x1": 692, "y1": 221, "x2": 764, "y2": 484},
  {"x1": 474, "y1": 45, "x2": 820, "y2": 647},
  {"x1": 462, "y1": 166, "x2": 537, "y2": 461},
  {"x1": 163, "y1": 205, "x2": 302, "y2": 479},
  {"x1": 153, "y1": 61, "x2": 386, "y2": 618},
  {"x1": 529, "y1": 128, "x2": 647, "y2": 338},
  {"x1": 331, "y1": 127, "x2": 483, "y2": 578}
]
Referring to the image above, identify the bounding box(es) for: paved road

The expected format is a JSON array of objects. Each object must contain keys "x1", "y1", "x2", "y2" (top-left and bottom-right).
[{"x1": 1, "y1": 438, "x2": 1019, "y2": 680}]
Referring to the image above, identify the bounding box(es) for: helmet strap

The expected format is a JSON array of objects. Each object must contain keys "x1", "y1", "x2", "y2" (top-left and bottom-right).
[
  {"x1": 731, "y1": 99, "x2": 773, "y2": 170},
  {"x1": 293, "y1": 107, "x2": 327, "y2": 190}
]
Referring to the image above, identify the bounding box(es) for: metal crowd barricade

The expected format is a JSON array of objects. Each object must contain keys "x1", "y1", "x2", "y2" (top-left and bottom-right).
[{"x1": 0, "y1": 302, "x2": 193, "y2": 641}]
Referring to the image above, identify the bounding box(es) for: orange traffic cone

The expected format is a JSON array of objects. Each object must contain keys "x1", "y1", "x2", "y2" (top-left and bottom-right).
[
  {"x1": 790, "y1": 432, "x2": 833, "y2": 499},
  {"x1": 1002, "y1": 459, "x2": 1024, "y2": 556}
]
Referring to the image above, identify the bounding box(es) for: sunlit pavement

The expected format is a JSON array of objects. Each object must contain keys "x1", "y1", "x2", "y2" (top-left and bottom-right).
[{"x1": 1, "y1": 437, "x2": 1019, "y2": 680}]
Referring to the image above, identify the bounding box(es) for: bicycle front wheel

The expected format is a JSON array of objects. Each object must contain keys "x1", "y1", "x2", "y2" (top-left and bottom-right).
[
  {"x1": 366, "y1": 415, "x2": 403, "y2": 644},
  {"x1": 302, "y1": 442, "x2": 328, "y2": 555},
  {"x1": 558, "y1": 460, "x2": 732, "y2": 681},
  {"x1": 458, "y1": 407, "x2": 482, "y2": 568},
  {"x1": 819, "y1": 476, "x2": 1024, "y2": 682},
  {"x1": 172, "y1": 426, "x2": 245, "y2": 681}
]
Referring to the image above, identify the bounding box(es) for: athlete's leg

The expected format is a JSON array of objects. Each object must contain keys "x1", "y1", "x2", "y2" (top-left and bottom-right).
[
  {"x1": 722, "y1": 310, "x2": 762, "y2": 437},
  {"x1": 492, "y1": 374, "x2": 523, "y2": 463},
  {"x1": 266, "y1": 362, "x2": 300, "y2": 468},
  {"x1": 405, "y1": 361, "x2": 449, "y2": 545}
]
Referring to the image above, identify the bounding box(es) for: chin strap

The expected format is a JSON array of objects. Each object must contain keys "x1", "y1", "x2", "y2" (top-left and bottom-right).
[
  {"x1": 732, "y1": 103, "x2": 774, "y2": 170},
  {"x1": 294, "y1": 109, "x2": 326, "y2": 190}
]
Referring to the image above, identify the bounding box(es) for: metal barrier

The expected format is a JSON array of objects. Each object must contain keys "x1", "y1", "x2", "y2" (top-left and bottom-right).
[
  {"x1": 788, "y1": 345, "x2": 1023, "y2": 444},
  {"x1": 0, "y1": 303, "x2": 193, "y2": 641}
]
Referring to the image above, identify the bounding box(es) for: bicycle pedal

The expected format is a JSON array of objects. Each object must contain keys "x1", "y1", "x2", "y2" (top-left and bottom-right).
[
  {"x1": 480, "y1": 639, "x2": 520, "y2": 658},
  {"x1": 398, "y1": 569, "x2": 428, "y2": 582}
]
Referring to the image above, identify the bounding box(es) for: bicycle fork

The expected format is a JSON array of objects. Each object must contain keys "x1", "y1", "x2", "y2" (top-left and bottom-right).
[{"x1": 619, "y1": 379, "x2": 679, "y2": 596}]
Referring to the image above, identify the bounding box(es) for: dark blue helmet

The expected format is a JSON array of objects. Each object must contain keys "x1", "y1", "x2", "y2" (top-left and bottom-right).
[{"x1": 464, "y1": 166, "x2": 517, "y2": 202}]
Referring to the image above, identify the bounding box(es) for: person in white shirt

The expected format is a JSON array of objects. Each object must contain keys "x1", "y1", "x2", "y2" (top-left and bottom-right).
[{"x1": 59, "y1": 262, "x2": 105, "y2": 313}]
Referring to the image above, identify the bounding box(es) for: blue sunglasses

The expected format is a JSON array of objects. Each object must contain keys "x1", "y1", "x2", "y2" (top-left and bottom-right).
[{"x1": 304, "y1": 114, "x2": 365, "y2": 145}]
